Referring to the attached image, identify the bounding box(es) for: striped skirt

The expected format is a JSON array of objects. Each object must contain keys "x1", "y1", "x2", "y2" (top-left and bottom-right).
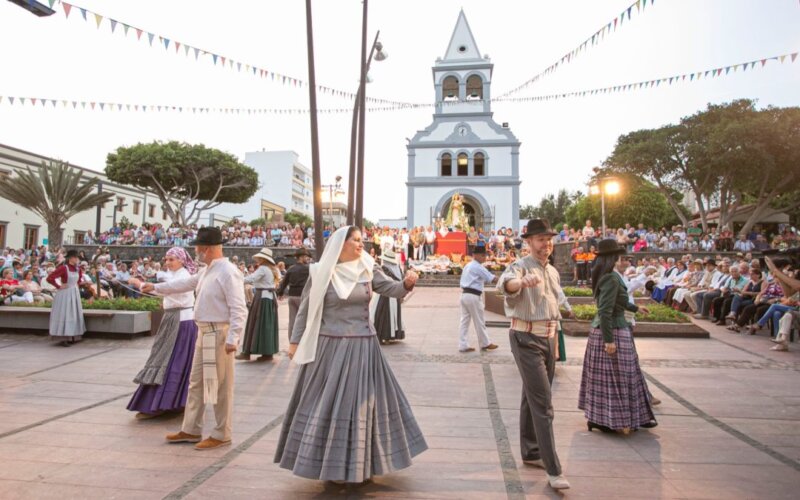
[{"x1": 578, "y1": 326, "x2": 655, "y2": 430}]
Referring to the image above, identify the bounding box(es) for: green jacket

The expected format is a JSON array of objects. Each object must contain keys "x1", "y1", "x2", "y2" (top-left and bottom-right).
[{"x1": 591, "y1": 272, "x2": 639, "y2": 343}]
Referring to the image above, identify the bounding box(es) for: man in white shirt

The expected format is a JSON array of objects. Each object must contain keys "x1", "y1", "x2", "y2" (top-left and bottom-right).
[{"x1": 142, "y1": 227, "x2": 247, "y2": 450}]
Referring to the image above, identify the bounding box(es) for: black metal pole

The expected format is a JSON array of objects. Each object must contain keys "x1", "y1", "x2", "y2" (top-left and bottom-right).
[
  {"x1": 305, "y1": 0, "x2": 324, "y2": 259},
  {"x1": 353, "y1": 0, "x2": 369, "y2": 229},
  {"x1": 346, "y1": 90, "x2": 359, "y2": 226}
]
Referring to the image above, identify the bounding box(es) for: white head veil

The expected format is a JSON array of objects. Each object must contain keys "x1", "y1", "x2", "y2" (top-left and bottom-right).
[{"x1": 293, "y1": 226, "x2": 375, "y2": 365}]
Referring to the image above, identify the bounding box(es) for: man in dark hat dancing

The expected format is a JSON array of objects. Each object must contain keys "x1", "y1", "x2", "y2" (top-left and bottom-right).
[
  {"x1": 496, "y1": 219, "x2": 570, "y2": 490},
  {"x1": 142, "y1": 227, "x2": 247, "y2": 450},
  {"x1": 276, "y1": 248, "x2": 312, "y2": 343}
]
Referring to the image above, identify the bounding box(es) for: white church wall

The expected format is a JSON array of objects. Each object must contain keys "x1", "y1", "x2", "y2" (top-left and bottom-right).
[{"x1": 412, "y1": 146, "x2": 513, "y2": 178}]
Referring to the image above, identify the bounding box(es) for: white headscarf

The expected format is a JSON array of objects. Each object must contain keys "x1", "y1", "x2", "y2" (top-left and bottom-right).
[{"x1": 293, "y1": 226, "x2": 375, "y2": 365}]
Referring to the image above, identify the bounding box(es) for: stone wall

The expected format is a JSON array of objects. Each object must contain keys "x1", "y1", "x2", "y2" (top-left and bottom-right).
[{"x1": 64, "y1": 245, "x2": 302, "y2": 266}]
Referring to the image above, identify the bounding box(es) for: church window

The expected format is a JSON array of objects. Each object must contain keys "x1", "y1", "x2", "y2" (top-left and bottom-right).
[
  {"x1": 440, "y1": 153, "x2": 452, "y2": 176},
  {"x1": 474, "y1": 152, "x2": 485, "y2": 176},
  {"x1": 466, "y1": 75, "x2": 483, "y2": 100},
  {"x1": 442, "y1": 76, "x2": 459, "y2": 101},
  {"x1": 457, "y1": 153, "x2": 468, "y2": 176}
]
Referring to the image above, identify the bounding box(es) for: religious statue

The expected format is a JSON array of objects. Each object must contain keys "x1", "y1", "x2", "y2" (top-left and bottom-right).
[{"x1": 446, "y1": 193, "x2": 468, "y2": 231}]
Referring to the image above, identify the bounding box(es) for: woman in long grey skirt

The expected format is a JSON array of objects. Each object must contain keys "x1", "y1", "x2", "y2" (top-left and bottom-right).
[
  {"x1": 275, "y1": 226, "x2": 427, "y2": 484},
  {"x1": 46, "y1": 250, "x2": 86, "y2": 346},
  {"x1": 127, "y1": 247, "x2": 198, "y2": 419}
]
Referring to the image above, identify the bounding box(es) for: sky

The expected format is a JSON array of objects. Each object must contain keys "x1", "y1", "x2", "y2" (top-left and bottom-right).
[{"x1": 1, "y1": 0, "x2": 799, "y2": 222}]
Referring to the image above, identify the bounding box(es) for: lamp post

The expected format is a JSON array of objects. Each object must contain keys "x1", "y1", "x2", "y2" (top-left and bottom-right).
[
  {"x1": 347, "y1": 0, "x2": 388, "y2": 228},
  {"x1": 322, "y1": 175, "x2": 343, "y2": 227},
  {"x1": 589, "y1": 178, "x2": 620, "y2": 238},
  {"x1": 304, "y1": 0, "x2": 324, "y2": 259}
]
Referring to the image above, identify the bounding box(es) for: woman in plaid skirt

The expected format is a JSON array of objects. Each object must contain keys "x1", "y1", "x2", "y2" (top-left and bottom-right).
[{"x1": 578, "y1": 239, "x2": 657, "y2": 434}]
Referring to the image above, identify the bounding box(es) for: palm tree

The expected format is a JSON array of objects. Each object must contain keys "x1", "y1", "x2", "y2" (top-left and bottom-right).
[{"x1": 0, "y1": 161, "x2": 113, "y2": 250}]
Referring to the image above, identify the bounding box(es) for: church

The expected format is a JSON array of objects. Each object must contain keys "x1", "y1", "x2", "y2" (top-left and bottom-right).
[{"x1": 406, "y1": 10, "x2": 521, "y2": 232}]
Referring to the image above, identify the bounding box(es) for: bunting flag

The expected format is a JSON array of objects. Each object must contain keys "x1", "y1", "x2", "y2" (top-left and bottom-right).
[
  {"x1": 0, "y1": 94, "x2": 432, "y2": 115},
  {"x1": 499, "y1": 0, "x2": 657, "y2": 98},
  {"x1": 494, "y1": 50, "x2": 799, "y2": 104},
  {"x1": 51, "y1": 1, "x2": 413, "y2": 107}
]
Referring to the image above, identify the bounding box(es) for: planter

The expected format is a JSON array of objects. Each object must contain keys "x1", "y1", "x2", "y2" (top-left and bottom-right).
[
  {"x1": 0, "y1": 306, "x2": 152, "y2": 337},
  {"x1": 566, "y1": 296, "x2": 654, "y2": 306},
  {"x1": 149, "y1": 310, "x2": 165, "y2": 336},
  {"x1": 485, "y1": 292, "x2": 505, "y2": 316},
  {"x1": 561, "y1": 319, "x2": 709, "y2": 339}
]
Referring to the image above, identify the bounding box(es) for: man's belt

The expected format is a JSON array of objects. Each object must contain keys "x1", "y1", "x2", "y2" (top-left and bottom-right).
[
  {"x1": 462, "y1": 287, "x2": 482, "y2": 296},
  {"x1": 196, "y1": 322, "x2": 228, "y2": 333},
  {"x1": 511, "y1": 319, "x2": 558, "y2": 338}
]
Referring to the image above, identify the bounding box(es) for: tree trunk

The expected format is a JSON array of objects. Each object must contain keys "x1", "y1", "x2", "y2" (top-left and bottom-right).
[{"x1": 47, "y1": 224, "x2": 64, "y2": 252}]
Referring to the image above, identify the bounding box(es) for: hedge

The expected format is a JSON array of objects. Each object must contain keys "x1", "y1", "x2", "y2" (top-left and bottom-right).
[
  {"x1": 9, "y1": 297, "x2": 163, "y2": 312},
  {"x1": 571, "y1": 304, "x2": 690, "y2": 323}
]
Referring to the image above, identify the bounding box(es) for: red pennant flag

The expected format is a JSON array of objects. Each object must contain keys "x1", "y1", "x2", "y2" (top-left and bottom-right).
[
  {"x1": 136, "y1": 28, "x2": 143, "y2": 40},
  {"x1": 62, "y1": 3, "x2": 73, "y2": 18},
  {"x1": 90, "y1": 102, "x2": 96, "y2": 110},
  {"x1": 175, "y1": 42, "x2": 181, "y2": 53},
  {"x1": 31, "y1": 98, "x2": 37, "y2": 106}
]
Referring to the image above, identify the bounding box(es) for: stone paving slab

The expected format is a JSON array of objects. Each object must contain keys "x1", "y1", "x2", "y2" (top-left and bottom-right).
[{"x1": 0, "y1": 287, "x2": 799, "y2": 499}]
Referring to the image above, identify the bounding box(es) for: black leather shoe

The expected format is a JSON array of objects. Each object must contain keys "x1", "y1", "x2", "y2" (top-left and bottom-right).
[
  {"x1": 587, "y1": 421, "x2": 614, "y2": 433},
  {"x1": 640, "y1": 420, "x2": 658, "y2": 429}
]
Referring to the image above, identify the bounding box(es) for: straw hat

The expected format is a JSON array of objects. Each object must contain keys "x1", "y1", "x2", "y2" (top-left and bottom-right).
[{"x1": 253, "y1": 248, "x2": 276, "y2": 265}]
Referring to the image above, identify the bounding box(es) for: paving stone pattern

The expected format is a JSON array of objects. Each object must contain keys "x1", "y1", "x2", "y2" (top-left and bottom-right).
[{"x1": 0, "y1": 287, "x2": 798, "y2": 499}]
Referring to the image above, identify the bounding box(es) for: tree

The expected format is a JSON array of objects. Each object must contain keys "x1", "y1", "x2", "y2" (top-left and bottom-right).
[
  {"x1": 0, "y1": 161, "x2": 113, "y2": 250},
  {"x1": 106, "y1": 141, "x2": 259, "y2": 227},
  {"x1": 520, "y1": 189, "x2": 579, "y2": 226},
  {"x1": 249, "y1": 217, "x2": 266, "y2": 227},
  {"x1": 605, "y1": 100, "x2": 800, "y2": 236},
  {"x1": 284, "y1": 212, "x2": 313, "y2": 227},
  {"x1": 565, "y1": 177, "x2": 681, "y2": 232}
]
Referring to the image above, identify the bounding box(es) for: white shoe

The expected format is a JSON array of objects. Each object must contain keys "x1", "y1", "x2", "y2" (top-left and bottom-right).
[
  {"x1": 770, "y1": 344, "x2": 788, "y2": 351},
  {"x1": 548, "y1": 474, "x2": 571, "y2": 490}
]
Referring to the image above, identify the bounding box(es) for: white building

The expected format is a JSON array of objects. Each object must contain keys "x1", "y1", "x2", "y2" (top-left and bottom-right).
[
  {"x1": 406, "y1": 10, "x2": 521, "y2": 232},
  {"x1": 321, "y1": 183, "x2": 347, "y2": 228},
  {"x1": 214, "y1": 150, "x2": 313, "y2": 223},
  {"x1": 0, "y1": 143, "x2": 172, "y2": 249}
]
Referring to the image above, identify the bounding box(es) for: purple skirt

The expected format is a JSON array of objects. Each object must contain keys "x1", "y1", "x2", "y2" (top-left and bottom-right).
[
  {"x1": 127, "y1": 320, "x2": 197, "y2": 414},
  {"x1": 578, "y1": 326, "x2": 655, "y2": 430}
]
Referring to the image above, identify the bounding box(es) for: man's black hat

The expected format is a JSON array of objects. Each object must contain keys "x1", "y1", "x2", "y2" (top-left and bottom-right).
[
  {"x1": 472, "y1": 245, "x2": 486, "y2": 255},
  {"x1": 190, "y1": 227, "x2": 225, "y2": 246},
  {"x1": 521, "y1": 219, "x2": 558, "y2": 238},
  {"x1": 595, "y1": 239, "x2": 626, "y2": 256},
  {"x1": 292, "y1": 248, "x2": 313, "y2": 258}
]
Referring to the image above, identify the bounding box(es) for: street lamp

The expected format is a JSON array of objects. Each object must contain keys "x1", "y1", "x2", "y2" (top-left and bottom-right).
[
  {"x1": 7, "y1": 0, "x2": 55, "y2": 16},
  {"x1": 589, "y1": 178, "x2": 620, "y2": 238},
  {"x1": 347, "y1": 0, "x2": 389, "y2": 228},
  {"x1": 322, "y1": 175, "x2": 344, "y2": 227}
]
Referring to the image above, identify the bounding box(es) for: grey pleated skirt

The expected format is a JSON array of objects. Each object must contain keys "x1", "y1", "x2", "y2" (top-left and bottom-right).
[
  {"x1": 49, "y1": 286, "x2": 86, "y2": 337},
  {"x1": 274, "y1": 334, "x2": 427, "y2": 482}
]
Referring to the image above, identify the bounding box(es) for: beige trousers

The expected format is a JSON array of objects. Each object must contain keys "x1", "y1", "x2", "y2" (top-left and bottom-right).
[{"x1": 182, "y1": 323, "x2": 235, "y2": 441}]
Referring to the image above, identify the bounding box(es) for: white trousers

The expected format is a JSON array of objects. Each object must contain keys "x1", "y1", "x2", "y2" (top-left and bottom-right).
[{"x1": 459, "y1": 293, "x2": 492, "y2": 349}]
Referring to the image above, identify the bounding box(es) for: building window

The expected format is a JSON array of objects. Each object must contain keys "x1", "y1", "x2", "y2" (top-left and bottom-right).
[
  {"x1": 0, "y1": 223, "x2": 6, "y2": 248},
  {"x1": 474, "y1": 152, "x2": 485, "y2": 176},
  {"x1": 148, "y1": 204, "x2": 155, "y2": 218},
  {"x1": 24, "y1": 225, "x2": 38, "y2": 250},
  {"x1": 442, "y1": 76, "x2": 459, "y2": 101},
  {"x1": 457, "y1": 153, "x2": 468, "y2": 176},
  {"x1": 440, "y1": 153, "x2": 452, "y2": 176},
  {"x1": 73, "y1": 230, "x2": 86, "y2": 244},
  {"x1": 466, "y1": 75, "x2": 483, "y2": 100},
  {"x1": 132, "y1": 200, "x2": 141, "y2": 215},
  {"x1": 116, "y1": 196, "x2": 125, "y2": 212}
]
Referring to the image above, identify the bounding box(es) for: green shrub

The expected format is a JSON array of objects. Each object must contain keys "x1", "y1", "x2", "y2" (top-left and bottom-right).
[
  {"x1": 563, "y1": 286, "x2": 593, "y2": 297},
  {"x1": 571, "y1": 304, "x2": 689, "y2": 323},
  {"x1": 6, "y1": 297, "x2": 162, "y2": 312}
]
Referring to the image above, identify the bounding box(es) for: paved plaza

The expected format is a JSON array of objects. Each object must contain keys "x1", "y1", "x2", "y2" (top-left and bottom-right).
[{"x1": 0, "y1": 287, "x2": 798, "y2": 499}]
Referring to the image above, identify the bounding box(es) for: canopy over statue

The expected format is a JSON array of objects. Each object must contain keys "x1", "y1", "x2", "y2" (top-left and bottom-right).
[{"x1": 446, "y1": 193, "x2": 469, "y2": 232}]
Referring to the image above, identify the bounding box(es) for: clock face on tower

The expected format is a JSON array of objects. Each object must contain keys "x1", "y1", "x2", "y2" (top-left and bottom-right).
[{"x1": 457, "y1": 126, "x2": 467, "y2": 137}]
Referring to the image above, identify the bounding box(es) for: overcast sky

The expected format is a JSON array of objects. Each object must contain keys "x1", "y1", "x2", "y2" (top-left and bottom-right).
[{"x1": 1, "y1": 0, "x2": 798, "y2": 222}]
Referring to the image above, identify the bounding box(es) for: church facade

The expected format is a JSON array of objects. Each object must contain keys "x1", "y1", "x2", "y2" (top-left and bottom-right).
[{"x1": 406, "y1": 10, "x2": 521, "y2": 232}]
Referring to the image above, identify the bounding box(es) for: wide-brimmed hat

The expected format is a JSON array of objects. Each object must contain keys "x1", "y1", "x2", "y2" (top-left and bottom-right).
[
  {"x1": 189, "y1": 226, "x2": 225, "y2": 246},
  {"x1": 292, "y1": 248, "x2": 313, "y2": 259},
  {"x1": 595, "y1": 239, "x2": 626, "y2": 256},
  {"x1": 253, "y1": 247, "x2": 276, "y2": 265},
  {"x1": 521, "y1": 219, "x2": 557, "y2": 238},
  {"x1": 381, "y1": 250, "x2": 398, "y2": 264},
  {"x1": 65, "y1": 249, "x2": 80, "y2": 260}
]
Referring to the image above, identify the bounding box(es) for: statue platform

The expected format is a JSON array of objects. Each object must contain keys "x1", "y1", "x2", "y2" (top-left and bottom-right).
[{"x1": 435, "y1": 230, "x2": 467, "y2": 258}]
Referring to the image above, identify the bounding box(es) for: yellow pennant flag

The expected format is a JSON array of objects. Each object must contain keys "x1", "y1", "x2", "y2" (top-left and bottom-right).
[{"x1": 94, "y1": 13, "x2": 103, "y2": 29}]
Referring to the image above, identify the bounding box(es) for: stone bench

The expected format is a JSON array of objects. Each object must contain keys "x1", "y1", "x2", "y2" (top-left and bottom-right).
[{"x1": 0, "y1": 306, "x2": 156, "y2": 337}]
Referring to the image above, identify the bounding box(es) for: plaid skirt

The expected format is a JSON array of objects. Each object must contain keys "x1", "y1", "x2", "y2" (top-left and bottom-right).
[{"x1": 578, "y1": 326, "x2": 655, "y2": 430}]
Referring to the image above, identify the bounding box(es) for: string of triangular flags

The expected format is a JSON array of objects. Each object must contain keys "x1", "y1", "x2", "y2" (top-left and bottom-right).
[
  {"x1": 1, "y1": 49, "x2": 796, "y2": 114},
  {"x1": 47, "y1": 0, "x2": 417, "y2": 107},
  {"x1": 0, "y1": 95, "x2": 431, "y2": 115},
  {"x1": 499, "y1": 0, "x2": 658, "y2": 98},
  {"x1": 494, "y1": 50, "x2": 799, "y2": 103}
]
